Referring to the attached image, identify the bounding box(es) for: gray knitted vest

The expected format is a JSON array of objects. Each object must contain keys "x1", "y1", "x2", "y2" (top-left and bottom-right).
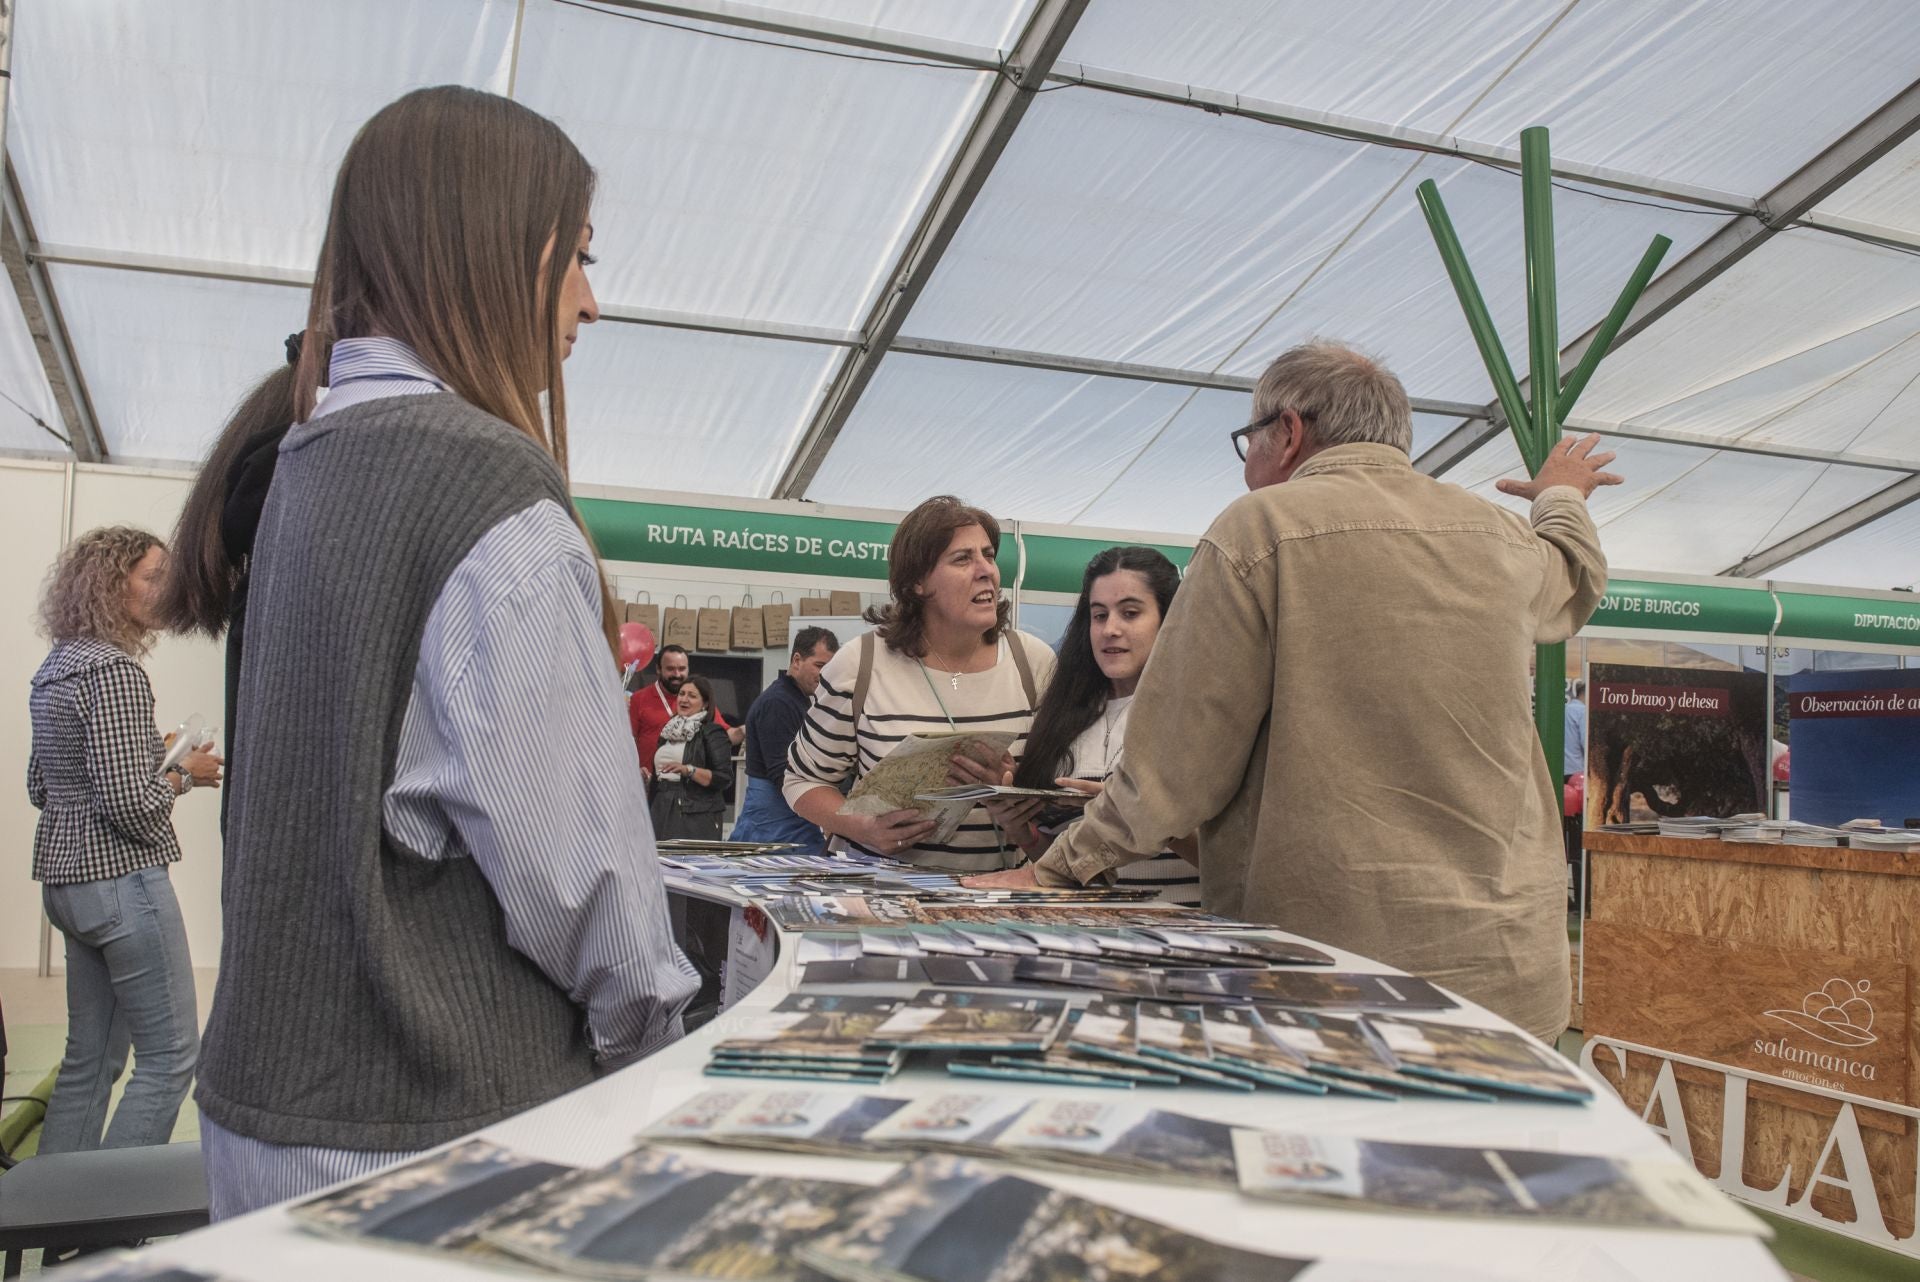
[{"x1": 196, "y1": 393, "x2": 596, "y2": 1150}]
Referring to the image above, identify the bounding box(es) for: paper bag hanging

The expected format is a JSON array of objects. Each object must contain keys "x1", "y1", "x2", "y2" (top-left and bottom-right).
[
  {"x1": 624, "y1": 590, "x2": 660, "y2": 635},
  {"x1": 830, "y1": 589, "x2": 862, "y2": 616},
  {"x1": 798, "y1": 595, "x2": 833, "y2": 616},
  {"x1": 696, "y1": 595, "x2": 732, "y2": 652},
  {"x1": 662, "y1": 595, "x2": 697, "y2": 651},
  {"x1": 762, "y1": 592, "x2": 793, "y2": 650},
  {"x1": 731, "y1": 593, "x2": 766, "y2": 651}
]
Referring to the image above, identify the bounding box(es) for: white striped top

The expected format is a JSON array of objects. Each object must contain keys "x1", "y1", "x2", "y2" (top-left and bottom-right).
[
  {"x1": 202, "y1": 337, "x2": 699, "y2": 1219},
  {"x1": 783, "y1": 631, "x2": 1056, "y2": 872}
]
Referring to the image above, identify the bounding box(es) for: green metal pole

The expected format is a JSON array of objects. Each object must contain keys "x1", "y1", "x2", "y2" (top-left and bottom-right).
[
  {"x1": 1520, "y1": 128, "x2": 1567, "y2": 779},
  {"x1": 1415, "y1": 179, "x2": 1532, "y2": 445},
  {"x1": 1557, "y1": 234, "x2": 1672, "y2": 417},
  {"x1": 1520, "y1": 126, "x2": 1559, "y2": 472}
]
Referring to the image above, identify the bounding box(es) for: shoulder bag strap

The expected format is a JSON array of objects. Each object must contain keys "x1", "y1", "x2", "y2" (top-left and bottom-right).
[{"x1": 1006, "y1": 633, "x2": 1039, "y2": 709}]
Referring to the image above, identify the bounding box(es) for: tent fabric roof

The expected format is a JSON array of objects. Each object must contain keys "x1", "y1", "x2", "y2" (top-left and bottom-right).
[{"x1": 7, "y1": 0, "x2": 1920, "y2": 591}]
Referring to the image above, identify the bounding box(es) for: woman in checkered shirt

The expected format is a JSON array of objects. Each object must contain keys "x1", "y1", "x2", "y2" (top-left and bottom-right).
[{"x1": 28, "y1": 527, "x2": 223, "y2": 1151}]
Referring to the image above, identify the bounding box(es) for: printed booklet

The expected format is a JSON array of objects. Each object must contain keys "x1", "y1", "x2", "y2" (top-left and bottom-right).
[
  {"x1": 1258, "y1": 1009, "x2": 1492, "y2": 1101},
  {"x1": 291, "y1": 1139, "x2": 574, "y2": 1260},
  {"x1": 1168, "y1": 969, "x2": 1458, "y2": 1011},
  {"x1": 642, "y1": 1089, "x2": 907, "y2": 1156},
  {"x1": 864, "y1": 991, "x2": 1069, "y2": 1053},
  {"x1": 1232, "y1": 1132, "x2": 1766, "y2": 1234},
  {"x1": 482, "y1": 1145, "x2": 866, "y2": 1280},
  {"x1": 991, "y1": 1099, "x2": 1239, "y2": 1186},
  {"x1": 1363, "y1": 1016, "x2": 1594, "y2": 1103},
  {"x1": 860, "y1": 1090, "x2": 1034, "y2": 1157}
]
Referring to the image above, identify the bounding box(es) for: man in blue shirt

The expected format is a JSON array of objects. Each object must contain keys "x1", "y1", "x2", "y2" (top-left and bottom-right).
[
  {"x1": 1563, "y1": 679, "x2": 1587, "y2": 781},
  {"x1": 731, "y1": 626, "x2": 839, "y2": 852}
]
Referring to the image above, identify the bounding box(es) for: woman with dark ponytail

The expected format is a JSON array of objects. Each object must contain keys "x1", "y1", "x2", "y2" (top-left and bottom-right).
[
  {"x1": 182, "y1": 86, "x2": 696, "y2": 1218},
  {"x1": 1004, "y1": 546, "x2": 1199, "y2": 903},
  {"x1": 156, "y1": 346, "x2": 297, "y2": 831}
]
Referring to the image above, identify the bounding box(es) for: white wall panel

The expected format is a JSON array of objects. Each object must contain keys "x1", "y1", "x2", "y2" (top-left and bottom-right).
[
  {"x1": 11, "y1": 0, "x2": 518, "y2": 270},
  {"x1": 1772, "y1": 500, "x2": 1920, "y2": 592},
  {"x1": 1456, "y1": 0, "x2": 1920, "y2": 195},
  {"x1": 0, "y1": 284, "x2": 64, "y2": 455},
  {"x1": 1059, "y1": 0, "x2": 1569, "y2": 133},
  {"x1": 564, "y1": 323, "x2": 839, "y2": 497},
  {"x1": 803, "y1": 352, "x2": 1199, "y2": 519},
  {"x1": 516, "y1": 2, "x2": 991, "y2": 330},
  {"x1": 908, "y1": 90, "x2": 1415, "y2": 370},
  {"x1": 50, "y1": 266, "x2": 309, "y2": 464}
]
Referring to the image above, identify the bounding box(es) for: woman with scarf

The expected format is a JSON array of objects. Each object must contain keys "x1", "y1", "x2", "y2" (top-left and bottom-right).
[{"x1": 649, "y1": 675, "x2": 734, "y2": 841}]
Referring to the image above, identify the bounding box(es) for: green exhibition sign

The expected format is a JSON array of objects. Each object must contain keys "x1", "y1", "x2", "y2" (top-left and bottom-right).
[
  {"x1": 1586, "y1": 579, "x2": 1777, "y2": 636},
  {"x1": 1774, "y1": 591, "x2": 1920, "y2": 648},
  {"x1": 579, "y1": 498, "x2": 903, "y2": 582},
  {"x1": 1017, "y1": 534, "x2": 1194, "y2": 596}
]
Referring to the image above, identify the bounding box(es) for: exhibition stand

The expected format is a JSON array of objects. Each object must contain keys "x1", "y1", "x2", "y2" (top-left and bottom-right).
[{"x1": 122, "y1": 879, "x2": 1783, "y2": 1281}]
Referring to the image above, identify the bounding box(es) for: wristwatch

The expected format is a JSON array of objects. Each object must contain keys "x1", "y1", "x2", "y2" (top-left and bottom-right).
[{"x1": 168, "y1": 764, "x2": 193, "y2": 794}]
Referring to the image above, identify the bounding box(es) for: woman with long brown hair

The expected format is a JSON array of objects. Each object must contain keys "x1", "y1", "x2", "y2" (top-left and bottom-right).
[
  {"x1": 29, "y1": 527, "x2": 222, "y2": 1152},
  {"x1": 174, "y1": 86, "x2": 696, "y2": 1217},
  {"x1": 782, "y1": 495, "x2": 1056, "y2": 870}
]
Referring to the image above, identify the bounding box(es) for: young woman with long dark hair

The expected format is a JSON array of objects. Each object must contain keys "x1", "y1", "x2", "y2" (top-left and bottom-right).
[
  {"x1": 1004, "y1": 546, "x2": 1199, "y2": 903},
  {"x1": 173, "y1": 86, "x2": 696, "y2": 1218}
]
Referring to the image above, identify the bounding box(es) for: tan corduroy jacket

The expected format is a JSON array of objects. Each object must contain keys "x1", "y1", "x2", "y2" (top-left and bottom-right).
[{"x1": 1036, "y1": 443, "x2": 1606, "y2": 1043}]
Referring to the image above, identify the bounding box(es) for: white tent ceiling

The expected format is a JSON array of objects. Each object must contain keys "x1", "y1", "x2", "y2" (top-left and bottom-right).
[{"x1": 6, "y1": 0, "x2": 1920, "y2": 591}]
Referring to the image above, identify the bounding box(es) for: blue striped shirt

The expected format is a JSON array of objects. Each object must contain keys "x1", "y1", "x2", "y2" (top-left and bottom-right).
[{"x1": 203, "y1": 338, "x2": 698, "y2": 1218}]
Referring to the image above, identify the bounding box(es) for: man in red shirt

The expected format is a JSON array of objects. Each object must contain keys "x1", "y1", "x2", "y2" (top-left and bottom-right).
[{"x1": 629, "y1": 645, "x2": 733, "y2": 783}]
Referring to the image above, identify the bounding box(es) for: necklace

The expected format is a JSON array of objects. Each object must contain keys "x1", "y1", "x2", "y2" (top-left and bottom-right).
[{"x1": 922, "y1": 644, "x2": 974, "y2": 692}]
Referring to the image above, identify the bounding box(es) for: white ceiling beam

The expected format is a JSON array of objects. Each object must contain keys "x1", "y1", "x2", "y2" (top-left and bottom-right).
[
  {"x1": 1418, "y1": 77, "x2": 1920, "y2": 479},
  {"x1": 3, "y1": 168, "x2": 105, "y2": 461},
  {"x1": 573, "y1": 0, "x2": 1008, "y2": 69},
  {"x1": 1726, "y1": 474, "x2": 1920, "y2": 577},
  {"x1": 769, "y1": 0, "x2": 1093, "y2": 499}
]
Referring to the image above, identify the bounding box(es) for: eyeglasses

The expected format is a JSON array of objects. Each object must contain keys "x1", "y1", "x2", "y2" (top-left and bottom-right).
[{"x1": 1230, "y1": 407, "x2": 1315, "y2": 461}]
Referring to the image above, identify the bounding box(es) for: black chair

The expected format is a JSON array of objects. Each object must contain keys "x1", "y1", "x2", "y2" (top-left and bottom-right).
[{"x1": 0, "y1": 1142, "x2": 208, "y2": 1278}]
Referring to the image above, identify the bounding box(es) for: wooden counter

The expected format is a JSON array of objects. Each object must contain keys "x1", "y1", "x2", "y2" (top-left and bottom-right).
[{"x1": 1583, "y1": 829, "x2": 1920, "y2": 1245}]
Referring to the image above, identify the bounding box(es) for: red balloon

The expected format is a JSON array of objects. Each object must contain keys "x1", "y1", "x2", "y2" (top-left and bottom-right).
[{"x1": 619, "y1": 621, "x2": 656, "y2": 670}]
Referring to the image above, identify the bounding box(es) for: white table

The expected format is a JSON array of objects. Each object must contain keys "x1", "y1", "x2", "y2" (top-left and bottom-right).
[{"x1": 141, "y1": 880, "x2": 1787, "y2": 1282}]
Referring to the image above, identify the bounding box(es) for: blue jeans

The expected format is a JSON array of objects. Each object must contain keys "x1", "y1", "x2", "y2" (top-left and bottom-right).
[
  {"x1": 728, "y1": 775, "x2": 824, "y2": 853},
  {"x1": 40, "y1": 864, "x2": 199, "y2": 1151}
]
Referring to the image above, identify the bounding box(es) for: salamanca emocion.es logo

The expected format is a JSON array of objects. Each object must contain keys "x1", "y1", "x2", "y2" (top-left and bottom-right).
[{"x1": 1763, "y1": 978, "x2": 1877, "y2": 1048}]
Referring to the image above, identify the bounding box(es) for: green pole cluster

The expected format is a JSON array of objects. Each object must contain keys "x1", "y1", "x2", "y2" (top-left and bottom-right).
[{"x1": 1415, "y1": 125, "x2": 1673, "y2": 780}]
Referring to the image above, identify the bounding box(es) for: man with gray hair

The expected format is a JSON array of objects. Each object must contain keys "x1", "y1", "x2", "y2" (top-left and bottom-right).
[{"x1": 969, "y1": 340, "x2": 1616, "y2": 1046}]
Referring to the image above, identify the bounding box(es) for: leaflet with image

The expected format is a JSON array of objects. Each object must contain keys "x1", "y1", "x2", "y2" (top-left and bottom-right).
[
  {"x1": 702, "y1": 1090, "x2": 909, "y2": 1155},
  {"x1": 1067, "y1": 998, "x2": 1169, "y2": 1072},
  {"x1": 842, "y1": 732, "x2": 1019, "y2": 845},
  {"x1": 989, "y1": 1009, "x2": 1184, "y2": 1086},
  {"x1": 1133, "y1": 1002, "x2": 1215, "y2": 1066},
  {"x1": 861, "y1": 1091, "x2": 1033, "y2": 1156},
  {"x1": 865, "y1": 991, "x2": 1069, "y2": 1052},
  {"x1": 640, "y1": 1089, "x2": 755, "y2": 1142},
  {"x1": 1231, "y1": 1131, "x2": 1765, "y2": 1235},
  {"x1": 1364, "y1": 1016, "x2": 1594, "y2": 1103},
  {"x1": 1197, "y1": 1007, "x2": 1331, "y2": 1093},
  {"x1": 483, "y1": 1145, "x2": 867, "y2": 1280},
  {"x1": 796, "y1": 1154, "x2": 1317, "y2": 1282},
  {"x1": 915, "y1": 783, "x2": 1087, "y2": 802},
  {"x1": 1012, "y1": 955, "x2": 1182, "y2": 999},
  {"x1": 993, "y1": 1099, "x2": 1239, "y2": 1186},
  {"x1": 1256, "y1": 1008, "x2": 1484, "y2": 1100},
  {"x1": 949, "y1": 1059, "x2": 1136, "y2": 1089},
  {"x1": 1170, "y1": 969, "x2": 1457, "y2": 1010},
  {"x1": 291, "y1": 1139, "x2": 573, "y2": 1255},
  {"x1": 1141, "y1": 928, "x2": 1336, "y2": 967},
  {"x1": 760, "y1": 894, "x2": 1238, "y2": 933},
  {"x1": 918, "y1": 954, "x2": 1021, "y2": 989},
  {"x1": 710, "y1": 993, "x2": 905, "y2": 1064}
]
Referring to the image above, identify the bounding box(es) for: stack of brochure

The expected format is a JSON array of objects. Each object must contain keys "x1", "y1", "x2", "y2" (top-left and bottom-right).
[
  {"x1": 707, "y1": 993, "x2": 909, "y2": 1084},
  {"x1": 643, "y1": 1088, "x2": 908, "y2": 1155},
  {"x1": 1232, "y1": 1131, "x2": 1766, "y2": 1234}
]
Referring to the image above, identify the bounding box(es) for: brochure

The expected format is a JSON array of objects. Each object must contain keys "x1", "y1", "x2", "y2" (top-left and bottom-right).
[
  {"x1": 710, "y1": 994, "x2": 906, "y2": 1065},
  {"x1": 1169, "y1": 969, "x2": 1458, "y2": 1011},
  {"x1": 992, "y1": 1099, "x2": 1239, "y2": 1186},
  {"x1": 796, "y1": 1155, "x2": 1318, "y2": 1282},
  {"x1": 914, "y1": 783, "x2": 1086, "y2": 803},
  {"x1": 1364, "y1": 1016, "x2": 1594, "y2": 1104},
  {"x1": 640, "y1": 1089, "x2": 755, "y2": 1142},
  {"x1": 864, "y1": 991, "x2": 1068, "y2": 1053},
  {"x1": 861, "y1": 1091, "x2": 1033, "y2": 1156},
  {"x1": 642, "y1": 1089, "x2": 906, "y2": 1156},
  {"x1": 484, "y1": 1145, "x2": 866, "y2": 1280},
  {"x1": 1139, "y1": 928, "x2": 1336, "y2": 967},
  {"x1": 1232, "y1": 1131, "x2": 1766, "y2": 1235},
  {"x1": 761, "y1": 895, "x2": 1237, "y2": 933},
  {"x1": 1258, "y1": 1008, "x2": 1489, "y2": 1101},
  {"x1": 918, "y1": 954, "x2": 1021, "y2": 988},
  {"x1": 801, "y1": 957, "x2": 933, "y2": 987},
  {"x1": 291, "y1": 1139, "x2": 572, "y2": 1255},
  {"x1": 841, "y1": 733, "x2": 1019, "y2": 845},
  {"x1": 1195, "y1": 1006, "x2": 1331, "y2": 1094}
]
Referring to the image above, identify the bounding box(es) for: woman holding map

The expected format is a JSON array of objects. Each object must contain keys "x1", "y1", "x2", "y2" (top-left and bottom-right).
[{"x1": 783, "y1": 496, "x2": 1056, "y2": 871}]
